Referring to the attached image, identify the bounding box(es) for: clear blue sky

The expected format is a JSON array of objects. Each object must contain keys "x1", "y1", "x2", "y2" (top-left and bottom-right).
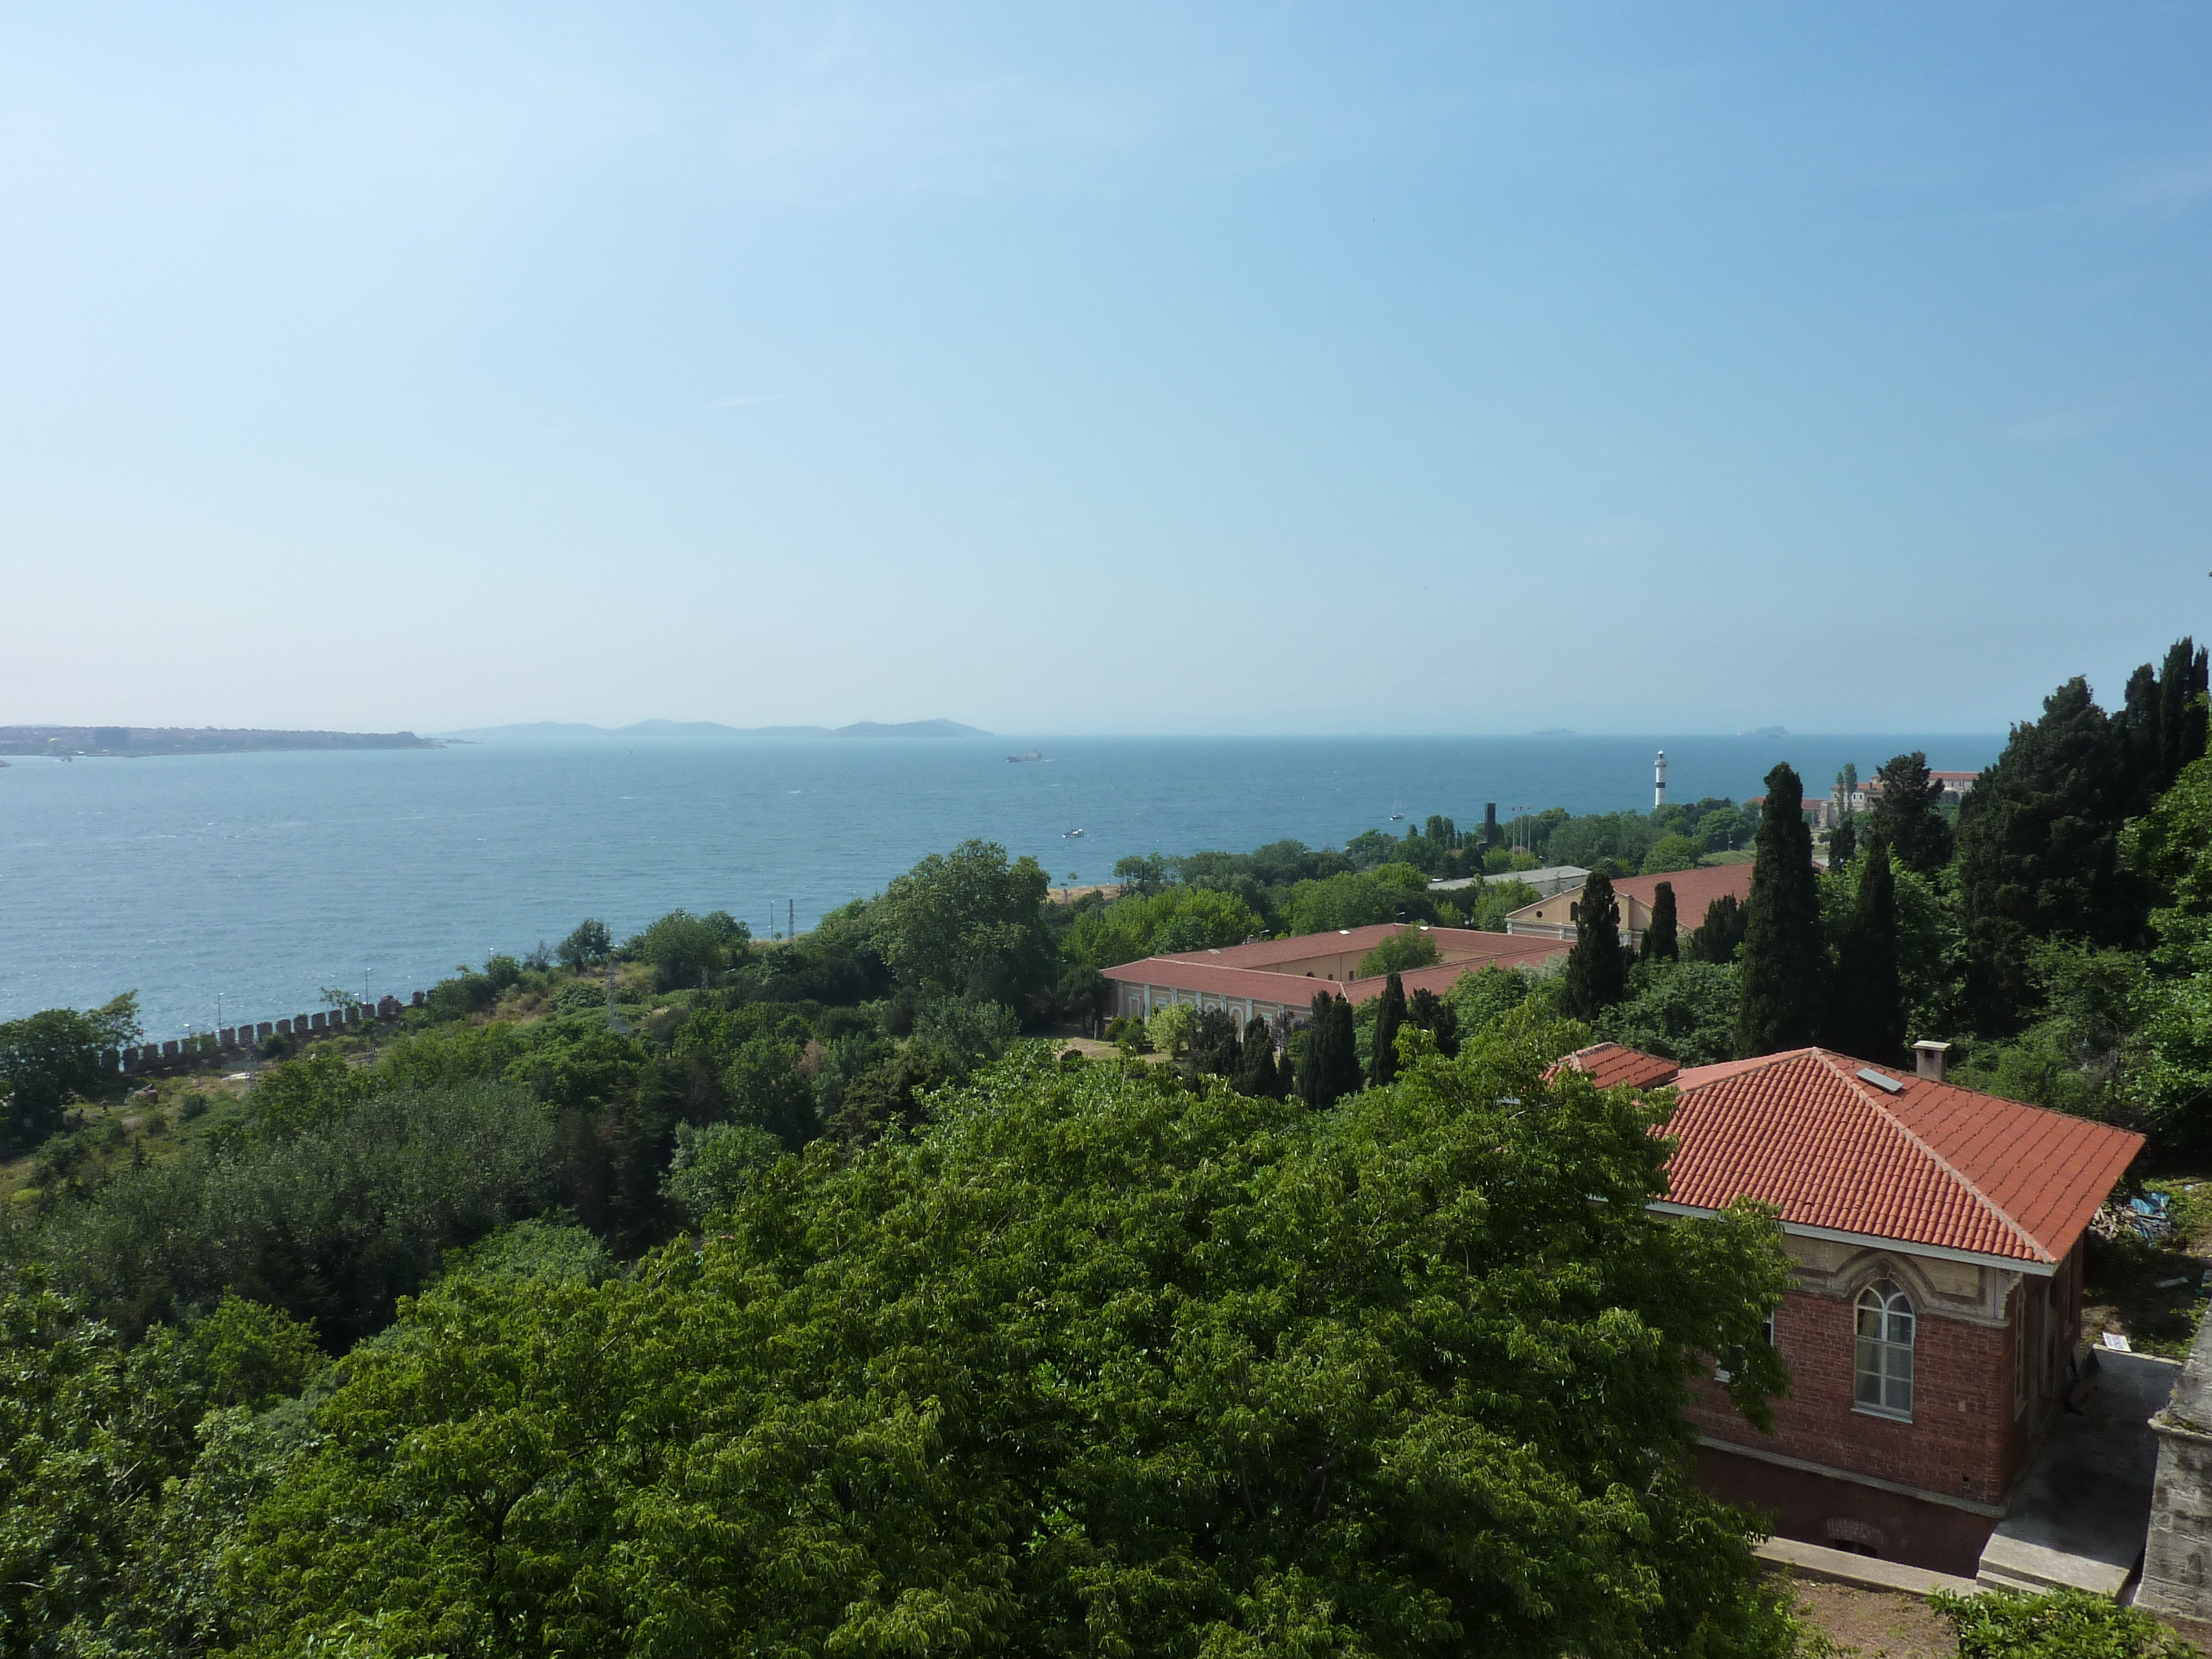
[{"x1": 2, "y1": 4, "x2": 2207, "y2": 737}]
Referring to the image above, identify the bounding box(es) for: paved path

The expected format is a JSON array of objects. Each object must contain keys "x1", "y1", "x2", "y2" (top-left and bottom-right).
[{"x1": 1979, "y1": 1350, "x2": 2179, "y2": 1595}]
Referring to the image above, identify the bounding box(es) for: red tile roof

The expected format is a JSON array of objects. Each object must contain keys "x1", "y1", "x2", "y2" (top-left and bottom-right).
[
  {"x1": 1554, "y1": 1041, "x2": 1683, "y2": 1090},
  {"x1": 1607, "y1": 863, "x2": 1752, "y2": 914},
  {"x1": 1359, "y1": 945, "x2": 1564, "y2": 1004},
  {"x1": 1503, "y1": 863, "x2": 1752, "y2": 928},
  {"x1": 1097, "y1": 958, "x2": 1353, "y2": 1007},
  {"x1": 1660, "y1": 1048, "x2": 2142, "y2": 1267},
  {"x1": 1160, "y1": 924, "x2": 1529, "y2": 972},
  {"x1": 1100, "y1": 929, "x2": 1566, "y2": 1008}
]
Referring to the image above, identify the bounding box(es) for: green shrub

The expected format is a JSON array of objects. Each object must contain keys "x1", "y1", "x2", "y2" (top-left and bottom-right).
[
  {"x1": 1356, "y1": 928, "x2": 1440, "y2": 978},
  {"x1": 1642, "y1": 834, "x2": 1704, "y2": 874},
  {"x1": 1931, "y1": 1588, "x2": 2197, "y2": 1658},
  {"x1": 662, "y1": 1122, "x2": 783, "y2": 1224}
]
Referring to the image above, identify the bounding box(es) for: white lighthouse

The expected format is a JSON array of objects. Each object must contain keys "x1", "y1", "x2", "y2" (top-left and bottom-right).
[{"x1": 1654, "y1": 749, "x2": 1668, "y2": 809}]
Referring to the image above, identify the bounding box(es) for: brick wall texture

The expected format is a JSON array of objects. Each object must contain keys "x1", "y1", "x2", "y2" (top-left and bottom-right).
[{"x1": 1685, "y1": 1244, "x2": 2085, "y2": 1572}]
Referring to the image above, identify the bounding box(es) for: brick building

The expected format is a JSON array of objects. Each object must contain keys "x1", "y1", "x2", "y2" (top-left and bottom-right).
[{"x1": 1557, "y1": 1040, "x2": 2142, "y2": 1575}]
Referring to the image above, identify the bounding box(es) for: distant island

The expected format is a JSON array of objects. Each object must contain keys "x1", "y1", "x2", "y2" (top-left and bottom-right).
[
  {"x1": 439, "y1": 718, "x2": 991, "y2": 740},
  {"x1": 0, "y1": 726, "x2": 440, "y2": 757}
]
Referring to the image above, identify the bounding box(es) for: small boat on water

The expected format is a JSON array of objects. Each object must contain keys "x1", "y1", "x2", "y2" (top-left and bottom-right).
[
  {"x1": 1008, "y1": 749, "x2": 1042, "y2": 762},
  {"x1": 1062, "y1": 825, "x2": 1085, "y2": 838}
]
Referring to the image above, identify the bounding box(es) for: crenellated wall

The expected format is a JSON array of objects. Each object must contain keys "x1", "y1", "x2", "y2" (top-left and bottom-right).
[{"x1": 109, "y1": 991, "x2": 429, "y2": 1074}]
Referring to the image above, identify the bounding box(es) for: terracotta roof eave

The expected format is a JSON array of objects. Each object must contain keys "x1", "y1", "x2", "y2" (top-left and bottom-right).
[
  {"x1": 1647, "y1": 1199, "x2": 2064, "y2": 1275},
  {"x1": 1662, "y1": 1046, "x2": 2145, "y2": 1267}
]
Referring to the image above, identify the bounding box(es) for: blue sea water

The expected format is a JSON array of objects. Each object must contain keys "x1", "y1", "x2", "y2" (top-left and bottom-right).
[{"x1": 0, "y1": 732, "x2": 2000, "y2": 1037}]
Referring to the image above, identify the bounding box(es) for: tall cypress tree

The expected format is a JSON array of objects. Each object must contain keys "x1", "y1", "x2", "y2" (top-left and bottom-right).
[
  {"x1": 2123, "y1": 660, "x2": 2163, "y2": 808},
  {"x1": 1369, "y1": 972, "x2": 1408, "y2": 1086},
  {"x1": 1737, "y1": 763, "x2": 1828, "y2": 1056},
  {"x1": 1644, "y1": 880, "x2": 1679, "y2": 962},
  {"x1": 1868, "y1": 752, "x2": 1951, "y2": 876},
  {"x1": 1188, "y1": 1009, "x2": 1242, "y2": 1079},
  {"x1": 1235, "y1": 1016, "x2": 1287, "y2": 1099},
  {"x1": 2157, "y1": 638, "x2": 2210, "y2": 791},
  {"x1": 1563, "y1": 871, "x2": 1627, "y2": 1016},
  {"x1": 2160, "y1": 640, "x2": 2196, "y2": 788},
  {"x1": 1957, "y1": 677, "x2": 2135, "y2": 1032},
  {"x1": 1406, "y1": 987, "x2": 1461, "y2": 1057},
  {"x1": 1834, "y1": 837, "x2": 1905, "y2": 1064},
  {"x1": 1828, "y1": 817, "x2": 1857, "y2": 873},
  {"x1": 1298, "y1": 992, "x2": 1360, "y2": 1108},
  {"x1": 1687, "y1": 893, "x2": 1746, "y2": 964}
]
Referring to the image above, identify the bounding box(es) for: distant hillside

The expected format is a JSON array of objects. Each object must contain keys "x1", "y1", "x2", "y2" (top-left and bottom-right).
[
  {"x1": 441, "y1": 719, "x2": 991, "y2": 740},
  {"x1": 0, "y1": 726, "x2": 438, "y2": 757}
]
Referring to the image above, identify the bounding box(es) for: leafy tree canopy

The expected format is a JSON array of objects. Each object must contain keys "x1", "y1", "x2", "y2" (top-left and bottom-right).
[
  {"x1": 1356, "y1": 927, "x2": 1441, "y2": 978},
  {"x1": 1957, "y1": 678, "x2": 2136, "y2": 1032},
  {"x1": 1063, "y1": 885, "x2": 1264, "y2": 968},
  {"x1": 219, "y1": 1039, "x2": 1798, "y2": 1659},
  {"x1": 0, "y1": 994, "x2": 141, "y2": 1151},
  {"x1": 1640, "y1": 834, "x2": 1703, "y2": 875},
  {"x1": 1868, "y1": 751, "x2": 1953, "y2": 877},
  {"x1": 873, "y1": 840, "x2": 1054, "y2": 1011}
]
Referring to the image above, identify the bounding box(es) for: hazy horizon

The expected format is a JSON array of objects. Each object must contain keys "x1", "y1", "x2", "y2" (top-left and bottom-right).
[{"x1": 4, "y1": 4, "x2": 2207, "y2": 737}]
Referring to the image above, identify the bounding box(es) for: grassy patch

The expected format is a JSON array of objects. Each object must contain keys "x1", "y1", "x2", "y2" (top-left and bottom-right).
[{"x1": 2082, "y1": 1178, "x2": 2212, "y2": 1360}]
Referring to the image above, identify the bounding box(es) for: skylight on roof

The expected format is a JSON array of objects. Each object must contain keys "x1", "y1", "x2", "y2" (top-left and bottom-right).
[{"x1": 1857, "y1": 1067, "x2": 1904, "y2": 1094}]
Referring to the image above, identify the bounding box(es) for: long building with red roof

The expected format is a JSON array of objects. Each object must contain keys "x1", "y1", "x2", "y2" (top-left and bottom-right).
[
  {"x1": 1552, "y1": 1039, "x2": 2143, "y2": 1577},
  {"x1": 1099, "y1": 923, "x2": 1566, "y2": 1028}
]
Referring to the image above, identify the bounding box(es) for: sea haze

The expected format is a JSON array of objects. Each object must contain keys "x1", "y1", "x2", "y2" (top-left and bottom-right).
[{"x1": 0, "y1": 732, "x2": 1999, "y2": 1036}]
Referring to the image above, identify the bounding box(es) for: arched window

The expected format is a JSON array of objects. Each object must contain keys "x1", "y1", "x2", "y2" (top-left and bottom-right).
[{"x1": 1855, "y1": 1279, "x2": 1915, "y2": 1418}]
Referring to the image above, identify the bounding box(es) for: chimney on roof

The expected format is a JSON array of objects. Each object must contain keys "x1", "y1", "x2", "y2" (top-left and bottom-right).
[{"x1": 1912, "y1": 1040, "x2": 1951, "y2": 1084}]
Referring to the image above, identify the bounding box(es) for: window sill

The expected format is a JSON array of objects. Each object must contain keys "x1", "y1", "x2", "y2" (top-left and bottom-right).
[{"x1": 1852, "y1": 1404, "x2": 1913, "y2": 1424}]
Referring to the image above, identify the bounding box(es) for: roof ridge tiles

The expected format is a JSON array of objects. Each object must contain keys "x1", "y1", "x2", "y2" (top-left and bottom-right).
[{"x1": 1809, "y1": 1050, "x2": 2055, "y2": 1264}]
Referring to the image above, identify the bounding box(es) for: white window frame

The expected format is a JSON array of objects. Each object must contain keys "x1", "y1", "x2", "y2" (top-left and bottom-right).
[{"x1": 1854, "y1": 1278, "x2": 1915, "y2": 1421}]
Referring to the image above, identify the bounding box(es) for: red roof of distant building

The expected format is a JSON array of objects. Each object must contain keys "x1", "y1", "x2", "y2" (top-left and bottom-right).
[
  {"x1": 1661, "y1": 1048, "x2": 2142, "y2": 1267},
  {"x1": 1158, "y1": 924, "x2": 1419, "y2": 971},
  {"x1": 1553, "y1": 1041, "x2": 1683, "y2": 1090},
  {"x1": 1503, "y1": 862, "x2": 1752, "y2": 927},
  {"x1": 1101, "y1": 927, "x2": 1565, "y2": 1007},
  {"x1": 1096, "y1": 958, "x2": 1355, "y2": 1006},
  {"x1": 1607, "y1": 863, "x2": 1752, "y2": 913}
]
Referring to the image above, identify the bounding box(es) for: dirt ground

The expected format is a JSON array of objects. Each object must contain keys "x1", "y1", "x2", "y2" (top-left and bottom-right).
[
  {"x1": 1786, "y1": 1580, "x2": 2212, "y2": 1657},
  {"x1": 1789, "y1": 1582, "x2": 1954, "y2": 1658}
]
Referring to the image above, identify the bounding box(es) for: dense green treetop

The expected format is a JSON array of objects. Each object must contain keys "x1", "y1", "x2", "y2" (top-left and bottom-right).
[
  {"x1": 1868, "y1": 752, "x2": 1952, "y2": 877},
  {"x1": 0, "y1": 994, "x2": 141, "y2": 1152},
  {"x1": 218, "y1": 1034, "x2": 1797, "y2": 1659},
  {"x1": 1356, "y1": 928, "x2": 1442, "y2": 979},
  {"x1": 1640, "y1": 834, "x2": 1703, "y2": 875},
  {"x1": 1062, "y1": 886, "x2": 1264, "y2": 968},
  {"x1": 1957, "y1": 678, "x2": 2136, "y2": 1033},
  {"x1": 873, "y1": 839, "x2": 1056, "y2": 1009}
]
